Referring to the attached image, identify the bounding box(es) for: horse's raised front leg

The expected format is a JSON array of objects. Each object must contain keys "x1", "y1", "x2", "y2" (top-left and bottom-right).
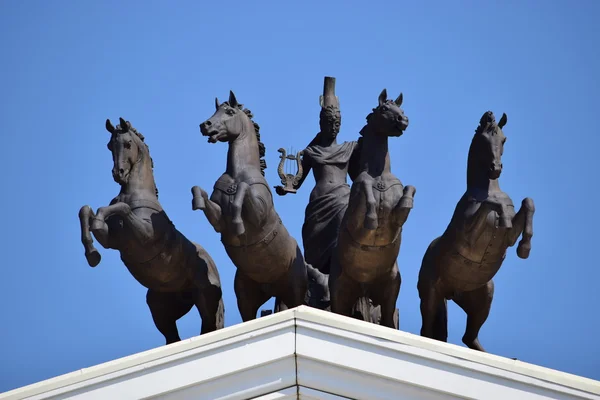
[
  {"x1": 78, "y1": 205, "x2": 101, "y2": 267},
  {"x1": 394, "y1": 185, "x2": 416, "y2": 227},
  {"x1": 361, "y1": 180, "x2": 378, "y2": 230},
  {"x1": 230, "y1": 182, "x2": 249, "y2": 236},
  {"x1": 464, "y1": 201, "x2": 497, "y2": 246},
  {"x1": 91, "y1": 203, "x2": 154, "y2": 245},
  {"x1": 191, "y1": 186, "x2": 223, "y2": 233},
  {"x1": 507, "y1": 197, "x2": 535, "y2": 259}
]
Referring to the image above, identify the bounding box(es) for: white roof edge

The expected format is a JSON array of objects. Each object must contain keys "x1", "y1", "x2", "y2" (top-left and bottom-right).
[
  {"x1": 292, "y1": 306, "x2": 600, "y2": 395},
  {"x1": 2, "y1": 305, "x2": 598, "y2": 398}
]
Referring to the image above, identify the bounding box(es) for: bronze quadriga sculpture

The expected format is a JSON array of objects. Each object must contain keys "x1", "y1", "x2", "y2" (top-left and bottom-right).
[
  {"x1": 417, "y1": 111, "x2": 535, "y2": 351},
  {"x1": 78, "y1": 118, "x2": 224, "y2": 344},
  {"x1": 329, "y1": 89, "x2": 416, "y2": 329},
  {"x1": 191, "y1": 92, "x2": 308, "y2": 321}
]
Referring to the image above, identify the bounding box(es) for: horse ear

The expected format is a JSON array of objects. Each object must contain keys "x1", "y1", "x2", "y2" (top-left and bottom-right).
[
  {"x1": 105, "y1": 119, "x2": 115, "y2": 134},
  {"x1": 229, "y1": 91, "x2": 238, "y2": 107},
  {"x1": 395, "y1": 93, "x2": 403, "y2": 107},
  {"x1": 119, "y1": 117, "x2": 129, "y2": 132},
  {"x1": 378, "y1": 89, "x2": 387, "y2": 106},
  {"x1": 498, "y1": 113, "x2": 508, "y2": 129},
  {"x1": 215, "y1": 97, "x2": 220, "y2": 111}
]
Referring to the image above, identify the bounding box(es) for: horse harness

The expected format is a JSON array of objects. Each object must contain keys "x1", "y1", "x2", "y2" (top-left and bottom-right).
[
  {"x1": 370, "y1": 176, "x2": 403, "y2": 193},
  {"x1": 213, "y1": 176, "x2": 281, "y2": 250},
  {"x1": 344, "y1": 176, "x2": 405, "y2": 252}
]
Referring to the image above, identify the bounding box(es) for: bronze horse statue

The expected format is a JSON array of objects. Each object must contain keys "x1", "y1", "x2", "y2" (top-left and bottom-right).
[
  {"x1": 417, "y1": 111, "x2": 535, "y2": 351},
  {"x1": 329, "y1": 89, "x2": 416, "y2": 329},
  {"x1": 191, "y1": 91, "x2": 308, "y2": 321},
  {"x1": 78, "y1": 118, "x2": 224, "y2": 344}
]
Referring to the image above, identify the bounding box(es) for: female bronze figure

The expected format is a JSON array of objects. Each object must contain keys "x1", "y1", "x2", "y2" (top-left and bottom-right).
[{"x1": 275, "y1": 77, "x2": 360, "y2": 311}]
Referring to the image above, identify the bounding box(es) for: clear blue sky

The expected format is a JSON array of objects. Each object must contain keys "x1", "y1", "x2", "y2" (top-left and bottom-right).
[{"x1": 1, "y1": 0, "x2": 599, "y2": 392}]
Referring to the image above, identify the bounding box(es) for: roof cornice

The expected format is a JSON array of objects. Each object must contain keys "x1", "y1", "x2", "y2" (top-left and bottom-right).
[{"x1": 2, "y1": 306, "x2": 599, "y2": 400}]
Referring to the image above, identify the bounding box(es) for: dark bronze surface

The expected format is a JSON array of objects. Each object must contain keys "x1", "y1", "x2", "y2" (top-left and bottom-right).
[
  {"x1": 417, "y1": 111, "x2": 535, "y2": 351},
  {"x1": 275, "y1": 77, "x2": 358, "y2": 312},
  {"x1": 192, "y1": 92, "x2": 308, "y2": 321},
  {"x1": 78, "y1": 118, "x2": 224, "y2": 344},
  {"x1": 329, "y1": 89, "x2": 416, "y2": 329}
]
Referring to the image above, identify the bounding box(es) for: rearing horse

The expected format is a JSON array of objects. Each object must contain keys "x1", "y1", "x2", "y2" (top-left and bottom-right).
[
  {"x1": 78, "y1": 118, "x2": 224, "y2": 344},
  {"x1": 330, "y1": 89, "x2": 416, "y2": 329},
  {"x1": 417, "y1": 111, "x2": 535, "y2": 352},
  {"x1": 191, "y1": 91, "x2": 308, "y2": 321}
]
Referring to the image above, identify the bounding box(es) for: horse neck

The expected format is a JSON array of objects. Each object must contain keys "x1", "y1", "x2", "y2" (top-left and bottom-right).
[
  {"x1": 226, "y1": 122, "x2": 261, "y2": 177},
  {"x1": 358, "y1": 126, "x2": 391, "y2": 177},
  {"x1": 120, "y1": 152, "x2": 157, "y2": 199},
  {"x1": 466, "y1": 146, "x2": 501, "y2": 194}
]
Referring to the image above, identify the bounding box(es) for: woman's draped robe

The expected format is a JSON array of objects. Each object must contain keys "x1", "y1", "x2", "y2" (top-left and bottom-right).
[{"x1": 301, "y1": 141, "x2": 357, "y2": 275}]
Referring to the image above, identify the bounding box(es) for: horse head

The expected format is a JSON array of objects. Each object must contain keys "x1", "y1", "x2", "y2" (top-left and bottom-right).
[
  {"x1": 362, "y1": 89, "x2": 409, "y2": 137},
  {"x1": 105, "y1": 117, "x2": 149, "y2": 186},
  {"x1": 199, "y1": 91, "x2": 253, "y2": 144},
  {"x1": 470, "y1": 111, "x2": 508, "y2": 180}
]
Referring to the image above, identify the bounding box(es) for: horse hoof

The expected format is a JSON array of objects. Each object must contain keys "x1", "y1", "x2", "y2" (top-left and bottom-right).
[
  {"x1": 517, "y1": 241, "x2": 531, "y2": 259},
  {"x1": 462, "y1": 337, "x2": 486, "y2": 352},
  {"x1": 85, "y1": 249, "x2": 101, "y2": 267},
  {"x1": 364, "y1": 216, "x2": 378, "y2": 230}
]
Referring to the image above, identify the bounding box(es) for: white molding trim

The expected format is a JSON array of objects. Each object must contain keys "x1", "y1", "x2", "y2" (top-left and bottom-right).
[{"x1": 2, "y1": 306, "x2": 599, "y2": 400}]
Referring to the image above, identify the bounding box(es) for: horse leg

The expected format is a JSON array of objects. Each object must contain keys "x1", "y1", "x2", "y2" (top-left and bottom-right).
[
  {"x1": 279, "y1": 247, "x2": 309, "y2": 309},
  {"x1": 394, "y1": 185, "x2": 416, "y2": 227},
  {"x1": 190, "y1": 248, "x2": 224, "y2": 334},
  {"x1": 464, "y1": 202, "x2": 497, "y2": 247},
  {"x1": 229, "y1": 182, "x2": 250, "y2": 236},
  {"x1": 191, "y1": 186, "x2": 223, "y2": 233},
  {"x1": 418, "y1": 283, "x2": 447, "y2": 342},
  {"x1": 146, "y1": 289, "x2": 193, "y2": 345},
  {"x1": 507, "y1": 198, "x2": 535, "y2": 259},
  {"x1": 453, "y1": 280, "x2": 494, "y2": 352},
  {"x1": 78, "y1": 205, "x2": 102, "y2": 267},
  {"x1": 92, "y1": 203, "x2": 154, "y2": 244},
  {"x1": 330, "y1": 266, "x2": 361, "y2": 318},
  {"x1": 196, "y1": 292, "x2": 224, "y2": 334},
  {"x1": 372, "y1": 261, "x2": 401, "y2": 329},
  {"x1": 234, "y1": 270, "x2": 271, "y2": 322},
  {"x1": 361, "y1": 181, "x2": 378, "y2": 230}
]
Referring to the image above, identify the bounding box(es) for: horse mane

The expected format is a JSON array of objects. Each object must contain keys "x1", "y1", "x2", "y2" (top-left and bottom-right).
[
  {"x1": 115, "y1": 122, "x2": 160, "y2": 198},
  {"x1": 359, "y1": 100, "x2": 396, "y2": 136},
  {"x1": 223, "y1": 102, "x2": 267, "y2": 176},
  {"x1": 474, "y1": 111, "x2": 496, "y2": 136}
]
